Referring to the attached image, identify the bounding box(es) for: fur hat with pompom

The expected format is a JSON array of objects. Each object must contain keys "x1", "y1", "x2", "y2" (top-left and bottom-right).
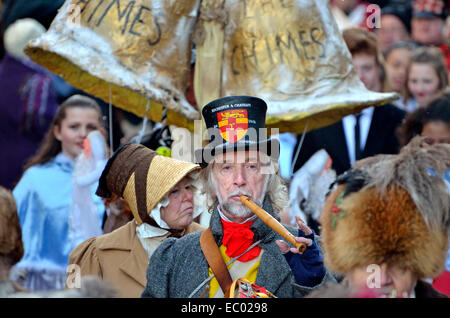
[{"x1": 320, "y1": 136, "x2": 450, "y2": 279}]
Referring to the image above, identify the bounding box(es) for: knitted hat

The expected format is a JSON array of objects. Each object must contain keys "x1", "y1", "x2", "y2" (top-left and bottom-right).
[
  {"x1": 320, "y1": 137, "x2": 450, "y2": 279},
  {"x1": 3, "y1": 18, "x2": 45, "y2": 60},
  {"x1": 0, "y1": 186, "x2": 24, "y2": 265},
  {"x1": 96, "y1": 143, "x2": 200, "y2": 226}
]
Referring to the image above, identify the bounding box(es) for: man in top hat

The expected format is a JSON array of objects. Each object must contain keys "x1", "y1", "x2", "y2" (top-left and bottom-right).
[
  {"x1": 141, "y1": 95, "x2": 331, "y2": 298},
  {"x1": 67, "y1": 143, "x2": 204, "y2": 297},
  {"x1": 307, "y1": 137, "x2": 450, "y2": 298}
]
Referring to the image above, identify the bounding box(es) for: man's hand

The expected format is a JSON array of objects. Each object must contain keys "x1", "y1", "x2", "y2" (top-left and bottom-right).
[
  {"x1": 276, "y1": 216, "x2": 313, "y2": 254},
  {"x1": 275, "y1": 216, "x2": 326, "y2": 287}
]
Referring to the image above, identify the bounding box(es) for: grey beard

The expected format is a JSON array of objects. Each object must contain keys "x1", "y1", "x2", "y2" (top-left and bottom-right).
[
  {"x1": 221, "y1": 197, "x2": 254, "y2": 219},
  {"x1": 212, "y1": 174, "x2": 269, "y2": 219}
]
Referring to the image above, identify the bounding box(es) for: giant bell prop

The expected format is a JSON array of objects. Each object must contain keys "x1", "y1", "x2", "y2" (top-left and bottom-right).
[
  {"x1": 194, "y1": 0, "x2": 398, "y2": 133},
  {"x1": 25, "y1": 0, "x2": 201, "y2": 131}
]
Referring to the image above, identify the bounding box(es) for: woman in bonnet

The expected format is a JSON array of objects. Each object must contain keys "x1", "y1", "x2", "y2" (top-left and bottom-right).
[{"x1": 68, "y1": 143, "x2": 204, "y2": 297}]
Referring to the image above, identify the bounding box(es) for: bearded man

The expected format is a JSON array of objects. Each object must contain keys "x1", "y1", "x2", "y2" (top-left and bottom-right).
[{"x1": 141, "y1": 96, "x2": 332, "y2": 298}]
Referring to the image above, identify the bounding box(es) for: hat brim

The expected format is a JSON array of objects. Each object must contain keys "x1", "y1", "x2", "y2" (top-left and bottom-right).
[
  {"x1": 413, "y1": 12, "x2": 443, "y2": 19},
  {"x1": 194, "y1": 138, "x2": 280, "y2": 169}
]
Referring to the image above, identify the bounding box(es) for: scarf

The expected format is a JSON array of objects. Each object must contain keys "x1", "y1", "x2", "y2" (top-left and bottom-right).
[{"x1": 221, "y1": 218, "x2": 261, "y2": 262}]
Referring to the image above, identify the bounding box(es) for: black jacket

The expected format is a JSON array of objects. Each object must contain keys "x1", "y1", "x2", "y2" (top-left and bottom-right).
[{"x1": 292, "y1": 104, "x2": 406, "y2": 176}]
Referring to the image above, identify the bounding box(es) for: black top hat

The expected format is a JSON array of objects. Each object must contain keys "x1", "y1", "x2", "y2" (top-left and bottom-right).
[{"x1": 194, "y1": 95, "x2": 279, "y2": 168}]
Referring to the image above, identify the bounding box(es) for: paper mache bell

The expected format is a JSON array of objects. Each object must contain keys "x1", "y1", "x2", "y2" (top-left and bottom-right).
[{"x1": 25, "y1": 0, "x2": 202, "y2": 131}]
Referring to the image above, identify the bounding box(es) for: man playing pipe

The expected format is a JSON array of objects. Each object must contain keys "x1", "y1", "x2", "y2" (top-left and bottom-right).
[{"x1": 141, "y1": 95, "x2": 332, "y2": 298}]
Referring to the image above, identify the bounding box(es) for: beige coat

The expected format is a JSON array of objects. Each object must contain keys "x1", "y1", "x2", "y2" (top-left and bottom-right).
[{"x1": 67, "y1": 220, "x2": 204, "y2": 298}]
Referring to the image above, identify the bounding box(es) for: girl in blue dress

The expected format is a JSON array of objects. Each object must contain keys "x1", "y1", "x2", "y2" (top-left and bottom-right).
[{"x1": 11, "y1": 94, "x2": 106, "y2": 291}]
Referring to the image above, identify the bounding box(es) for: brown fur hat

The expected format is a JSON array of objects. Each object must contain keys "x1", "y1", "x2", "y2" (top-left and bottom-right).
[{"x1": 320, "y1": 137, "x2": 450, "y2": 279}]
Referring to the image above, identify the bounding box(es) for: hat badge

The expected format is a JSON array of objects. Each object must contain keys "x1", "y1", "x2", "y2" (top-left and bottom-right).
[{"x1": 217, "y1": 109, "x2": 249, "y2": 143}]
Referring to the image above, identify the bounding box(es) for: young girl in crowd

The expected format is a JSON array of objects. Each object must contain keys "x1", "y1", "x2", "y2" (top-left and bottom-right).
[
  {"x1": 404, "y1": 46, "x2": 448, "y2": 111},
  {"x1": 11, "y1": 94, "x2": 106, "y2": 292},
  {"x1": 399, "y1": 97, "x2": 450, "y2": 148},
  {"x1": 384, "y1": 42, "x2": 417, "y2": 112}
]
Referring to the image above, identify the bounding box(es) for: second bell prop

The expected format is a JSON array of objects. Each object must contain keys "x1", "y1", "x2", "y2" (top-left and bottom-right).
[{"x1": 195, "y1": 0, "x2": 398, "y2": 133}]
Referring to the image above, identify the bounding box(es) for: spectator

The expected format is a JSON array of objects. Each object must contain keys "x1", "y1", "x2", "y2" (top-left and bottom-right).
[
  {"x1": 0, "y1": 0, "x2": 64, "y2": 60},
  {"x1": 384, "y1": 41, "x2": 418, "y2": 112},
  {"x1": 405, "y1": 46, "x2": 448, "y2": 109},
  {"x1": 0, "y1": 186, "x2": 25, "y2": 296},
  {"x1": 10, "y1": 95, "x2": 106, "y2": 292},
  {"x1": 411, "y1": 0, "x2": 450, "y2": 73},
  {"x1": 0, "y1": 18, "x2": 59, "y2": 190},
  {"x1": 0, "y1": 0, "x2": 76, "y2": 102},
  {"x1": 292, "y1": 28, "x2": 406, "y2": 176},
  {"x1": 376, "y1": 1, "x2": 412, "y2": 53},
  {"x1": 399, "y1": 97, "x2": 450, "y2": 148},
  {"x1": 411, "y1": 0, "x2": 448, "y2": 46}
]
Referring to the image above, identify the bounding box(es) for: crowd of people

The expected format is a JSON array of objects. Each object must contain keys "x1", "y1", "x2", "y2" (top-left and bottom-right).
[{"x1": 0, "y1": 0, "x2": 449, "y2": 300}]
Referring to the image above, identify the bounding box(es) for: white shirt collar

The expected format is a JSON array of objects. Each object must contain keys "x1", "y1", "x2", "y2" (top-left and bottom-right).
[
  {"x1": 135, "y1": 221, "x2": 170, "y2": 258},
  {"x1": 342, "y1": 107, "x2": 374, "y2": 165}
]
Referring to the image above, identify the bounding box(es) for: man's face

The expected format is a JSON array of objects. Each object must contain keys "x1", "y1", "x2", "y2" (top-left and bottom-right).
[
  {"x1": 385, "y1": 48, "x2": 411, "y2": 93},
  {"x1": 211, "y1": 150, "x2": 269, "y2": 220},
  {"x1": 377, "y1": 15, "x2": 410, "y2": 53},
  {"x1": 352, "y1": 53, "x2": 382, "y2": 92},
  {"x1": 412, "y1": 17, "x2": 444, "y2": 46}
]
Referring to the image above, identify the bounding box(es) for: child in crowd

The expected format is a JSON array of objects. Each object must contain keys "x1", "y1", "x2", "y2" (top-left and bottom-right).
[
  {"x1": 384, "y1": 41, "x2": 417, "y2": 112},
  {"x1": 11, "y1": 95, "x2": 106, "y2": 292},
  {"x1": 405, "y1": 46, "x2": 448, "y2": 110},
  {"x1": 399, "y1": 97, "x2": 450, "y2": 148}
]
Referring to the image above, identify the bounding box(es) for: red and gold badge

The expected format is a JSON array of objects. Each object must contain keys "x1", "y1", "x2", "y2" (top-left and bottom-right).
[{"x1": 217, "y1": 109, "x2": 248, "y2": 143}]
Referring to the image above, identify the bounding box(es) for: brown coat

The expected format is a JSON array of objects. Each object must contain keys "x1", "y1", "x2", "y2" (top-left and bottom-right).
[{"x1": 67, "y1": 220, "x2": 204, "y2": 298}]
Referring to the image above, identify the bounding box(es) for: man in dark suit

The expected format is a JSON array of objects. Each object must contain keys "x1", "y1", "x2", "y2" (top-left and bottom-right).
[{"x1": 292, "y1": 27, "x2": 406, "y2": 176}]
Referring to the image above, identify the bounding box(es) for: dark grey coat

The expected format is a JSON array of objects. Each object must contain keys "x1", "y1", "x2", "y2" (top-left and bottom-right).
[{"x1": 141, "y1": 198, "x2": 333, "y2": 298}]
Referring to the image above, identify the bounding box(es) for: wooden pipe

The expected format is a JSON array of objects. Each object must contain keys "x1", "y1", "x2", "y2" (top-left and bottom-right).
[{"x1": 240, "y1": 195, "x2": 306, "y2": 254}]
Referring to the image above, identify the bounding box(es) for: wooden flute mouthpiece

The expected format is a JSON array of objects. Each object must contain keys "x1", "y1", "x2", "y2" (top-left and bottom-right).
[{"x1": 240, "y1": 195, "x2": 306, "y2": 254}]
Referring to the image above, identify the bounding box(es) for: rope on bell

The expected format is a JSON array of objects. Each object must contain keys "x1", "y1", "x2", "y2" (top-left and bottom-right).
[
  {"x1": 290, "y1": 119, "x2": 310, "y2": 177},
  {"x1": 159, "y1": 107, "x2": 172, "y2": 149},
  {"x1": 136, "y1": 99, "x2": 151, "y2": 145}
]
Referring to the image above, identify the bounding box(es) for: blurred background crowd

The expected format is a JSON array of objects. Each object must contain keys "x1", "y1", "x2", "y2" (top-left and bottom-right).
[{"x1": 0, "y1": 0, "x2": 449, "y2": 298}]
